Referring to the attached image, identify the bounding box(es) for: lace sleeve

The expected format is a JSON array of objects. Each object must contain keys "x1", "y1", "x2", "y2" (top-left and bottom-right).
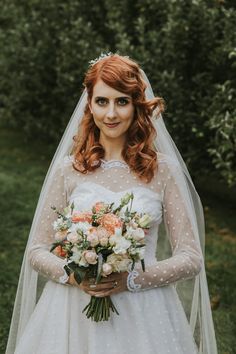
[
  {"x1": 127, "y1": 161, "x2": 203, "y2": 292},
  {"x1": 27, "y1": 164, "x2": 69, "y2": 284}
]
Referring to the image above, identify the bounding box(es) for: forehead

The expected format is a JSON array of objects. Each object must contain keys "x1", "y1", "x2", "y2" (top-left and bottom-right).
[{"x1": 92, "y1": 79, "x2": 130, "y2": 98}]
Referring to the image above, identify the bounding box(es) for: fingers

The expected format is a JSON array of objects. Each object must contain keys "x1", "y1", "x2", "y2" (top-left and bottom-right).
[
  {"x1": 87, "y1": 285, "x2": 122, "y2": 297},
  {"x1": 80, "y1": 272, "x2": 126, "y2": 297}
]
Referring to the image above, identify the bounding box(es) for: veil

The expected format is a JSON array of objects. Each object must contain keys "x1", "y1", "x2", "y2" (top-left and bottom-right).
[{"x1": 6, "y1": 64, "x2": 218, "y2": 354}]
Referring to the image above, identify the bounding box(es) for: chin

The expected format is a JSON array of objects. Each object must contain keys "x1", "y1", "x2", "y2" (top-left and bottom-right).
[{"x1": 102, "y1": 130, "x2": 126, "y2": 139}]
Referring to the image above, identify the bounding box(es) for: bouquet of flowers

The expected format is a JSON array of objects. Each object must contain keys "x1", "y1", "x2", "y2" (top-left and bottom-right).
[{"x1": 50, "y1": 192, "x2": 152, "y2": 322}]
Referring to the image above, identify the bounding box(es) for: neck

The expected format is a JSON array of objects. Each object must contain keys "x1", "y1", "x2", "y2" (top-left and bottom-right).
[{"x1": 99, "y1": 134, "x2": 125, "y2": 161}]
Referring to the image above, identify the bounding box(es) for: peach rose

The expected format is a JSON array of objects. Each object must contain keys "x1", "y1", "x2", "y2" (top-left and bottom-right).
[
  {"x1": 72, "y1": 211, "x2": 93, "y2": 223},
  {"x1": 100, "y1": 213, "x2": 123, "y2": 235},
  {"x1": 97, "y1": 226, "x2": 110, "y2": 239},
  {"x1": 87, "y1": 228, "x2": 99, "y2": 247},
  {"x1": 83, "y1": 250, "x2": 98, "y2": 265},
  {"x1": 54, "y1": 230, "x2": 67, "y2": 241}
]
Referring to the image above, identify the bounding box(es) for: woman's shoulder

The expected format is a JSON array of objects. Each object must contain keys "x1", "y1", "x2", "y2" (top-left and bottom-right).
[
  {"x1": 53, "y1": 155, "x2": 75, "y2": 176},
  {"x1": 156, "y1": 151, "x2": 179, "y2": 167}
]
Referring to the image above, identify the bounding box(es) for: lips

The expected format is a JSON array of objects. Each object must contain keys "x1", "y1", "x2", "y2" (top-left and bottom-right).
[{"x1": 104, "y1": 123, "x2": 120, "y2": 128}]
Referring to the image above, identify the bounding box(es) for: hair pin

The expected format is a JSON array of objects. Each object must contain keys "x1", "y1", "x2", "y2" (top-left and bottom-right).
[{"x1": 88, "y1": 52, "x2": 113, "y2": 67}]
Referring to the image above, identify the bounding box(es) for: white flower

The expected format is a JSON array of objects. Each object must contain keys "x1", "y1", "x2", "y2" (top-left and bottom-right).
[
  {"x1": 138, "y1": 214, "x2": 152, "y2": 228},
  {"x1": 78, "y1": 256, "x2": 89, "y2": 267},
  {"x1": 67, "y1": 232, "x2": 80, "y2": 243},
  {"x1": 109, "y1": 234, "x2": 120, "y2": 246},
  {"x1": 100, "y1": 237, "x2": 109, "y2": 247},
  {"x1": 129, "y1": 219, "x2": 139, "y2": 229},
  {"x1": 107, "y1": 254, "x2": 132, "y2": 272},
  {"x1": 113, "y1": 237, "x2": 131, "y2": 255},
  {"x1": 128, "y1": 246, "x2": 145, "y2": 260},
  {"x1": 70, "y1": 247, "x2": 83, "y2": 264},
  {"x1": 87, "y1": 233, "x2": 99, "y2": 247},
  {"x1": 114, "y1": 227, "x2": 122, "y2": 237},
  {"x1": 102, "y1": 263, "x2": 113, "y2": 276},
  {"x1": 69, "y1": 221, "x2": 91, "y2": 234},
  {"x1": 52, "y1": 218, "x2": 68, "y2": 231},
  {"x1": 136, "y1": 247, "x2": 145, "y2": 260},
  {"x1": 120, "y1": 192, "x2": 133, "y2": 206},
  {"x1": 131, "y1": 228, "x2": 145, "y2": 241}
]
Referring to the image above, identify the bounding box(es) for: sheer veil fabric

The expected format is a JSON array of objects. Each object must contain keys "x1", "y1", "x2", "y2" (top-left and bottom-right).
[{"x1": 6, "y1": 68, "x2": 218, "y2": 354}]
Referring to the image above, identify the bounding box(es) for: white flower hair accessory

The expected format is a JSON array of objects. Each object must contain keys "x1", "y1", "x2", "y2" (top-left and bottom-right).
[
  {"x1": 88, "y1": 52, "x2": 130, "y2": 67},
  {"x1": 88, "y1": 52, "x2": 113, "y2": 67}
]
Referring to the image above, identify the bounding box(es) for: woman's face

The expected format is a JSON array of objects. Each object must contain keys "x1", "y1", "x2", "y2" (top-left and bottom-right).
[{"x1": 89, "y1": 79, "x2": 135, "y2": 142}]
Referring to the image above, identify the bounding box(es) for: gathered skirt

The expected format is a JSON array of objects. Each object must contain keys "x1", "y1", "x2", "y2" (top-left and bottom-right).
[{"x1": 14, "y1": 281, "x2": 198, "y2": 354}]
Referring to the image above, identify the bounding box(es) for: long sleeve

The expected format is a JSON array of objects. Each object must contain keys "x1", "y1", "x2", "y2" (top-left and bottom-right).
[
  {"x1": 27, "y1": 164, "x2": 69, "y2": 283},
  {"x1": 127, "y1": 161, "x2": 203, "y2": 291}
]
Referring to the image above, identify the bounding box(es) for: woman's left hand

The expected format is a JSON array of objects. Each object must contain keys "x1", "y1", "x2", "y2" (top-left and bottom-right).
[{"x1": 84, "y1": 272, "x2": 128, "y2": 297}]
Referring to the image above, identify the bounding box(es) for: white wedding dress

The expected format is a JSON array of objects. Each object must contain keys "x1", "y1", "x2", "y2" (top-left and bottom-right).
[{"x1": 13, "y1": 153, "x2": 202, "y2": 354}]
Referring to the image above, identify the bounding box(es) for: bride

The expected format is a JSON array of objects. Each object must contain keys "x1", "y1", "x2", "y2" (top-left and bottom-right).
[{"x1": 6, "y1": 53, "x2": 218, "y2": 354}]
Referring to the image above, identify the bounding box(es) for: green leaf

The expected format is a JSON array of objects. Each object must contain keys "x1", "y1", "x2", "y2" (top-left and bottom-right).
[
  {"x1": 73, "y1": 268, "x2": 86, "y2": 285},
  {"x1": 141, "y1": 259, "x2": 145, "y2": 272}
]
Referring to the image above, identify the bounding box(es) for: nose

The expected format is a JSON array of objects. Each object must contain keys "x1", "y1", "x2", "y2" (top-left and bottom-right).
[{"x1": 106, "y1": 102, "x2": 117, "y2": 120}]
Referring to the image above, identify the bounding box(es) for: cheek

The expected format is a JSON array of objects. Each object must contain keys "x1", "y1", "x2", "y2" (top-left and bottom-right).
[
  {"x1": 122, "y1": 106, "x2": 135, "y2": 123},
  {"x1": 91, "y1": 106, "x2": 104, "y2": 123}
]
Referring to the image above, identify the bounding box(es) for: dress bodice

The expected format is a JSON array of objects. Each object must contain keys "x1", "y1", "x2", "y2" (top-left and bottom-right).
[{"x1": 28, "y1": 153, "x2": 203, "y2": 290}]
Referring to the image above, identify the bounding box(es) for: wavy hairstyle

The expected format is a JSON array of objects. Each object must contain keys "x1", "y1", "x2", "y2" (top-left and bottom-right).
[{"x1": 72, "y1": 54, "x2": 164, "y2": 182}]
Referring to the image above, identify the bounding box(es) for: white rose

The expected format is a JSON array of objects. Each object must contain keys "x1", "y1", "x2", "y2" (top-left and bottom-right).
[
  {"x1": 53, "y1": 218, "x2": 68, "y2": 231},
  {"x1": 109, "y1": 234, "x2": 120, "y2": 246},
  {"x1": 113, "y1": 237, "x2": 131, "y2": 255},
  {"x1": 78, "y1": 256, "x2": 89, "y2": 267},
  {"x1": 137, "y1": 247, "x2": 145, "y2": 260},
  {"x1": 100, "y1": 237, "x2": 109, "y2": 247},
  {"x1": 114, "y1": 227, "x2": 122, "y2": 237},
  {"x1": 67, "y1": 231, "x2": 79, "y2": 243},
  {"x1": 102, "y1": 263, "x2": 113, "y2": 276},
  {"x1": 131, "y1": 228, "x2": 145, "y2": 241},
  {"x1": 107, "y1": 254, "x2": 132, "y2": 272},
  {"x1": 70, "y1": 221, "x2": 91, "y2": 234}
]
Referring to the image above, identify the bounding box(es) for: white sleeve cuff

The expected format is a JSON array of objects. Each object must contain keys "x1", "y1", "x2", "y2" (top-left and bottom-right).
[{"x1": 127, "y1": 270, "x2": 142, "y2": 292}]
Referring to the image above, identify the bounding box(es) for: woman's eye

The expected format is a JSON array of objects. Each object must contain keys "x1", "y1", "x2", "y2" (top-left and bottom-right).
[
  {"x1": 96, "y1": 98, "x2": 107, "y2": 106},
  {"x1": 118, "y1": 98, "x2": 129, "y2": 106}
]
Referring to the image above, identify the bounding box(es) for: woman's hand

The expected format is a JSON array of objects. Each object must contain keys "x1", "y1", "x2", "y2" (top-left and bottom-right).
[{"x1": 68, "y1": 272, "x2": 128, "y2": 297}]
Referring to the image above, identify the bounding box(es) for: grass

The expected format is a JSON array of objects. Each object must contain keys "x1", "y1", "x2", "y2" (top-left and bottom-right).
[{"x1": 0, "y1": 127, "x2": 235, "y2": 354}]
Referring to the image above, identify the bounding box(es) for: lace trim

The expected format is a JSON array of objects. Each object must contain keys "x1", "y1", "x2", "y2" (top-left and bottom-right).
[
  {"x1": 127, "y1": 270, "x2": 142, "y2": 292},
  {"x1": 100, "y1": 159, "x2": 130, "y2": 172},
  {"x1": 59, "y1": 270, "x2": 69, "y2": 284}
]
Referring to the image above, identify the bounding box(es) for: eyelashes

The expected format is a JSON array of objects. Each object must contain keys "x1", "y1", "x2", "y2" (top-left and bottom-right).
[{"x1": 95, "y1": 97, "x2": 130, "y2": 106}]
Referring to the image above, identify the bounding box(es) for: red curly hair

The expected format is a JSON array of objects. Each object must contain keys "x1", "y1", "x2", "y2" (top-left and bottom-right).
[{"x1": 72, "y1": 54, "x2": 164, "y2": 182}]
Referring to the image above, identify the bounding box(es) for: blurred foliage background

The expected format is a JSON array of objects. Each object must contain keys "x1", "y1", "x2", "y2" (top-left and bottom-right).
[
  {"x1": 0, "y1": 0, "x2": 236, "y2": 185},
  {"x1": 0, "y1": 0, "x2": 236, "y2": 353}
]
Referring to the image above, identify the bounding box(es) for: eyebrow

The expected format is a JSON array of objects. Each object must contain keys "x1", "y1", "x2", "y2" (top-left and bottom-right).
[{"x1": 94, "y1": 96, "x2": 131, "y2": 100}]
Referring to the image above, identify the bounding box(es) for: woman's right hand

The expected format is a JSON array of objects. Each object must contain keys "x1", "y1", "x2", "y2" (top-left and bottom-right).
[{"x1": 67, "y1": 272, "x2": 122, "y2": 296}]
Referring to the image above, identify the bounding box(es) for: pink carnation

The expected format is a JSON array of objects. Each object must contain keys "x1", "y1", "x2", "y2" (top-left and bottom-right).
[
  {"x1": 71, "y1": 211, "x2": 93, "y2": 223},
  {"x1": 100, "y1": 213, "x2": 123, "y2": 235}
]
